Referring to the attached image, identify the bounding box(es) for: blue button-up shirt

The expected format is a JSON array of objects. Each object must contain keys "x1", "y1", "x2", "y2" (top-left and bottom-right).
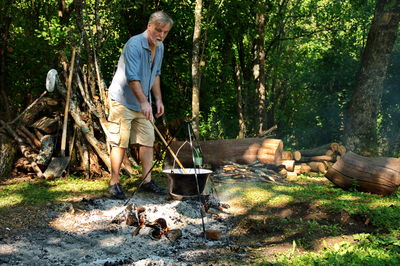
[{"x1": 109, "y1": 30, "x2": 164, "y2": 112}]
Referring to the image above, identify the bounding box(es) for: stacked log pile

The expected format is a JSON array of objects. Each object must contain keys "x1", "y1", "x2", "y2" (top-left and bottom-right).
[
  {"x1": 164, "y1": 138, "x2": 346, "y2": 178},
  {"x1": 0, "y1": 49, "x2": 137, "y2": 179}
]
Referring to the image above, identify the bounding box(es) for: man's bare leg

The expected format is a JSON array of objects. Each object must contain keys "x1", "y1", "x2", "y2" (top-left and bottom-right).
[
  {"x1": 139, "y1": 145, "x2": 153, "y2": 183},
  {"x1": 139, "y1": 145, "x2": 166, "y2": 194},
  {"x1": 110, "y1": 146, "x2": 126, "y2": 185}
]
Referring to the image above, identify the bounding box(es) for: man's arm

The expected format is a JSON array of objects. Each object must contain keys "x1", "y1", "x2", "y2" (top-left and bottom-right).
[
  {"x1": 152, "y1": 75, "x2": 164, "y2": 118},
  {"x1": 129, "y1": 80, "x2": 153, "y2": 120}
]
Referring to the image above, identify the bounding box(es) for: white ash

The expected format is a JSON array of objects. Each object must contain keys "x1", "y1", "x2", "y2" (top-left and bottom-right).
[{"x1": 0, "y1": 194, "x2": 231, "y2": 265}]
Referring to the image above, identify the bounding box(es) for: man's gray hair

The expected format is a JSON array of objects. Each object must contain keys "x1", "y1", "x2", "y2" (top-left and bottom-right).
[{"x1": 149, "y1": 11, "x2": 174, "y2": 27}]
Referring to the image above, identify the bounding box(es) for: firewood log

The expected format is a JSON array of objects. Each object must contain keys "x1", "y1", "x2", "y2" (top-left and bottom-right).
[
  {"x1": 307, "y1": 161, "x2": 327, "y2": 172},
  {"x1": 0, "y1": 120, "x2": 44, "y2": 178},
  {"x1": 294, "y1": 163, "x2": 311, "y2": 174},
  {"x1": 325, "y1": 151, "x2": 400, "y2": 196},
  {"x1": 281, "y1": 160, "x2": 295, "y2": 172},
  {"x1": 282, "y1": 151, "x2": 293, "y2": 160},
  {"x1": 257, "y1": 139, "x2": 283, "y2": 165},
  {"x1": 337, "y1": 145, "x2": 346, "y2": 156},
  {"x1": 243, "y1": 143, "x2": 261, "y2": 163},
  {"x1": 165, "y1": 138, "x2": 265, "y2": 168},
  {"x1": 16, "y1": 128, "x2": 37, "y2": 150},
  {"x1": 32, "y1": 116, "x2": 60, "y2": 134},
  {"x1": 286, "y1": 171, "x2": 298, "y2": 178},
  {"x1": 300, "y1": 155, "x2": 334, "y2": 163},
  {"x1": 299, "y1": 144, "x2": 332, "y2": 157},
  {"x1": 20, "y1": 125, "x2": 41, "y2": 148},
  {"x1": 292, "y1": 150, "x2": 302, "y2": 161},
  {"x1": 330, "y1": 142, "x2": 340, "y2": 151}
]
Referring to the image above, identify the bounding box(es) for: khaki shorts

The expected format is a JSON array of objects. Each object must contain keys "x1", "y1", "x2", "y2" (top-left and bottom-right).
[{"x1": 107, "y1": 100, "x2": 154, "y2": 148}]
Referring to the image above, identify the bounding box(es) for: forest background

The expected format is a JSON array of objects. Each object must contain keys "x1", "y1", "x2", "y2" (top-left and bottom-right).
[{"x1": 1, "y1": 0, "x2": 399, "y2": 158}]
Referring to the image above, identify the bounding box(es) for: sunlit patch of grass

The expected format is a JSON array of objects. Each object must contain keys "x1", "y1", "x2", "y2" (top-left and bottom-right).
[
  {"x1": 0, "y1": 177, "x2": 108, "y2": 208},
  {"x1": 274, "y1": 233, "x2": 400, "y2": 265}
]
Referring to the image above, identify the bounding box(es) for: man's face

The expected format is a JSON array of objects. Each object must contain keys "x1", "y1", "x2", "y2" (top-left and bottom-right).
[{"x1": 147, "y1": 22, "x2": 171, "y2": 47}]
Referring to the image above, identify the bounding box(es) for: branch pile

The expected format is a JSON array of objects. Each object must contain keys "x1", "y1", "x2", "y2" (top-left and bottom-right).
[{"x1": 0, "y1": 50, "x2": 136, "y2": 179}]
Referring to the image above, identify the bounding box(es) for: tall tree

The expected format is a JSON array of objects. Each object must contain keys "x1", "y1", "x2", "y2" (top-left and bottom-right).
[
  {"x1": 344, "y1": 0, "x2": 400, "y2": 156},
  {"x1": 0, "y1": 0, "x2": 12, "y2": 121},
  {"x1": 255, "y1": 10, "x2": 266, "y2": 135},
  {"x1": 192, "y1": 0, "x2": 202, "y2": 138}
]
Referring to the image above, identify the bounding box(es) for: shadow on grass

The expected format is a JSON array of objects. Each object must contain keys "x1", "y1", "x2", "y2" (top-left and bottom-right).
[
  {"x1": 0, "y1": 178, "x2": 107, "y2": 238},
  {"x1": 217, "y1": 176, "x2": 400, "y2": 263}
]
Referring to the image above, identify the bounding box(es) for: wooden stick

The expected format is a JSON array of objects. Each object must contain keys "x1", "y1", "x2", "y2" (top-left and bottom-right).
[
  {"x1": 151, "y1": 120, "x2": 188, "y2": 174},
  {"x1": 60, "y1": 48, "x2": 76, "y2": 157}
]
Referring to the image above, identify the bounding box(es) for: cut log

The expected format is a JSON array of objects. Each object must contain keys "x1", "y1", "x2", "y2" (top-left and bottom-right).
[
  {"x1": 32, "y1": 116, "x2": 60, "y2": 134},
  {"x1": 9, "y1": 96, "x2": 59, "y2": 127},
  {"x1": 307, "y1": 161, "x2": 327, "y2": 172},
  {"x1": 257, "y1": 138, "x2": 283, "y2": 165},
  {"x1": 20, "y1": 125, "x2": 41, "y2": 148},
  {"x1": 282, "y1": 151, "x2": 293, "y2": 160},
  {"x1": 330, "y1": 142, "x2": 340, "y2": 151},
  {"x1": 243, "y1": 143, "x2": 261, "y2": 163},
  {"x1": 294, "y1": 163, "x2": 311, "y2": 174},
  {"x1": 286, "y1": 171, "x2": 298, "y2": 178},
  {"x1": 299, "y1": 144, "x2": 332, "y2": 156},
  {"x1": 337, "y1": 145, "x2": 346, "y2": 156},
  {"x1": 292, "y1": 150, "x2": 302, "y2": 161},
  {"x1": 0, "y1": 120, "x2": 43, "y2": 178},
  {"x1": 164, "y1": 138, "x2": 266, "y2": 168},
  {"x1": 325, "y1": 151, "x2": 400, "y2": 196},
  {"x1": 281, "y1": 160, "x2": 295, "y2": 172},
  {"x1": 300, "y1": 155, "x2": 335, "y2": 163}
]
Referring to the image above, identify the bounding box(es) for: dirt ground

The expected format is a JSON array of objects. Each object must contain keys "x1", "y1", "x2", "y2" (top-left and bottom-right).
[{"x1": 0, "y1": 175, "x2": 378, "y2": 265}]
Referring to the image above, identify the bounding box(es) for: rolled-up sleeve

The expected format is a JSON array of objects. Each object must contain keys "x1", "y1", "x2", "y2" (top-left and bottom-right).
[
  {"x1": 124, "y1": 42, "x2": 142, "y2": 82},
  {"x1": 155, "y1": 46, "x2": 164, "y2": 76}
]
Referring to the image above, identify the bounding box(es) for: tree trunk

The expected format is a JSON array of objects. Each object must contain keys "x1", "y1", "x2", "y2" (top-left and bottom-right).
[
  {"x1": 232, "y1": 45, "x2": 246, "y2": 138},
  {"x1": 191, "y1": 0, "x2": 202, "y2": 138},
  {"x1": 255, "y1": 12, "x2": 266, "y2": 135},
  {"x1": 344, "y1": 0, "x2": 400, "y2": 156},
  {"x1": 0, "y1": 0, "x2": 12, "y2": 121},
  {"x1": 0, "y1": 133, "x2": 17, "y2": 178}
]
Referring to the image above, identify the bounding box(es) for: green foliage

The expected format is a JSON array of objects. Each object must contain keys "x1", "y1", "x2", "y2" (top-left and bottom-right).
[{"x1": 2, "y1": 0, "x2": 399, "y2": 156}]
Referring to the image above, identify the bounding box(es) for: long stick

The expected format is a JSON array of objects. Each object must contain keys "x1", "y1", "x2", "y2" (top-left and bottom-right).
[
  {"x1": 150, "y1": 120, "x2": 188, "y2": 174},
  {"x1": 60, "y1": 48, "x2": 76, "y2": 157}
]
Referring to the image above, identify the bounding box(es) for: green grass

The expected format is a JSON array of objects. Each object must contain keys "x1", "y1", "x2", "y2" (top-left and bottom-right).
[
  {"x1": 2, "y1": 172, "x2": 400, "y2": 265},
  {"x1": 217, "y1": 174, "x2": 400, "y2": 265},
  {"x1": 0, "y1": 177, "x2": 108, "y2": 207}
]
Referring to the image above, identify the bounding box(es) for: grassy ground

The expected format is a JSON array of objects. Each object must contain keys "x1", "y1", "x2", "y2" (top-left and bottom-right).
[{"x1": 1, "y1": 171, "x2": 400, "y2": 265}]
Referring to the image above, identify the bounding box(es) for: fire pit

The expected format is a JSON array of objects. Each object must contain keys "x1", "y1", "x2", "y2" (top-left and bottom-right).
[{"x1": 163, "y1": 168, "x2": 212, "y2": 200}]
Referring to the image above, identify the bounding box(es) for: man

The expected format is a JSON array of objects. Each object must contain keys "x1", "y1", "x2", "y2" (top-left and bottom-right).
[{"x1": 107, "y1": 11, "x2": 173, "y2": 199}]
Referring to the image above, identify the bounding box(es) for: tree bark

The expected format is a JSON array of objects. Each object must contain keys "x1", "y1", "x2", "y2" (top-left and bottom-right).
[
  {"x1": 344, "y1": 0, "x2": 400, "y2": 156},
  {"x1": 0, "y1": 0, "x2": 12, "y2": 121},
  {"x1": 325, "y1": 151, "x2": 400, "y2": 196},
  {"x1": 255, "y1": 11, "x2": 266, "y2": 135},
  {"x1": 191, "y1": 0, "x2": 202, "y2": 138}
]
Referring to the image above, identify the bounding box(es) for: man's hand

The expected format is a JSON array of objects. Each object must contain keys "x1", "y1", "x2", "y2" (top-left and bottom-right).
[
  {"x1": 155, "y1": 99, "x2": 164, "y2": 118},
  {"x1": 140, "y1": 101, "x2": 153, "y2": 120}
]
